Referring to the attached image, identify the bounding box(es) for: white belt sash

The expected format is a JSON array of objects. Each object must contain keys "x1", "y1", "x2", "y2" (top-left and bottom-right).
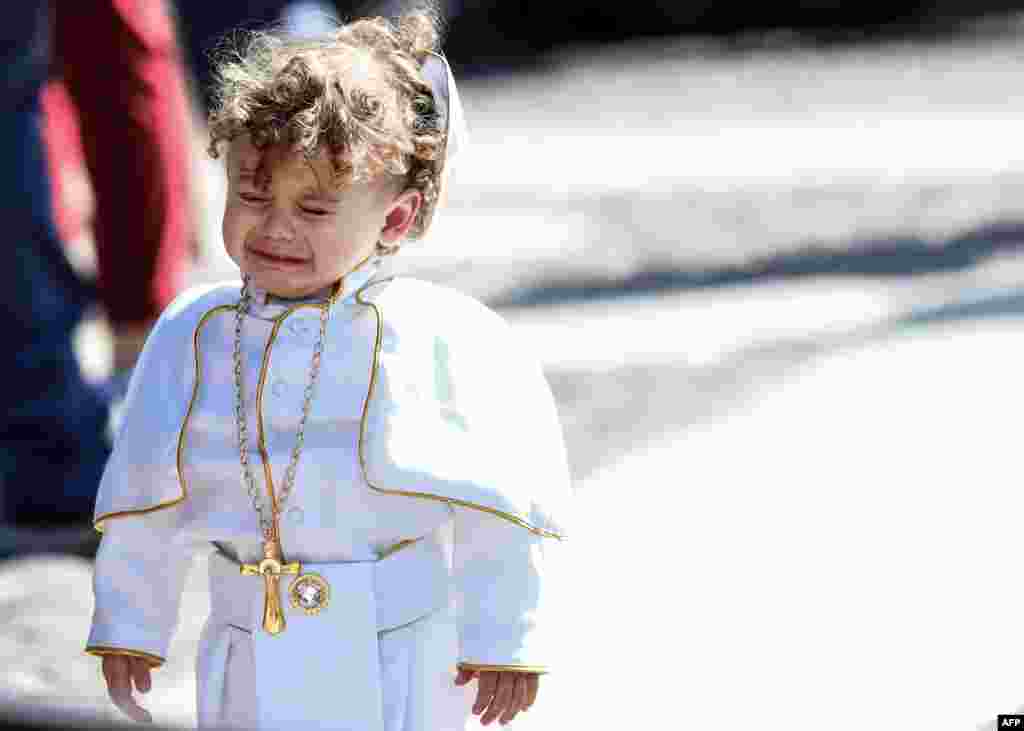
[{"x1": 201, "y1": 534, "x2": 452, "y2": 730}]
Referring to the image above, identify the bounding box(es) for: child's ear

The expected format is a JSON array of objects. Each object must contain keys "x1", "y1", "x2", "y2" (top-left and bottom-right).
[{"x1": 380, "y1": 189, "x2": 422, "y2": 245}]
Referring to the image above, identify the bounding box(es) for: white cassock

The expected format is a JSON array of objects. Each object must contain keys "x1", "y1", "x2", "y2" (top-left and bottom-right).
[{"x1": 84, "y1": 258, "x2": 571, "y2": 730}]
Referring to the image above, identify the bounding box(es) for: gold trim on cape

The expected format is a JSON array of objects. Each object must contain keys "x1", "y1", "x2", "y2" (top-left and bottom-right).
[
  {"x1": 253, "y1": 302, "x2": 323, "y2": 518},
  {"x1": 230, "y1": 269, "x2": 347, "y2": 528},
  {"x1": 377, "y1": 537, "x2": 422, "y2": 559},
  {"x1": 355, "y1": 284, "x2": 564, "y2": 540},
  {"x1": 96, "y1": 276, "x2": 565, "y2": 541},
  {"x1": 93, "y1": 304, "x2": 236, "y2": 533}
]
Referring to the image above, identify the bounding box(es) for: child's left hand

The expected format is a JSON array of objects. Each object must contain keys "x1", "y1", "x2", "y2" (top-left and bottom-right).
[{"x1": 454, "y1": 668, "x2": 539, "y2": 726}]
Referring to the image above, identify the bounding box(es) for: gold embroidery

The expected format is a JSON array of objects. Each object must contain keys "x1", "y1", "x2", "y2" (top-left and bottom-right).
[
  {"x1": 95, "y1": 297, "x2": 325, "y2": 532},
  {"x1": 84, "y1": 645, "x2": 165, "y2": 668},
  {"x1": 378, "y1": 537, "x2": 422, "y2": 559},
  {"x1": 94, "y1": 304, "x2": 236, "y2": 532},
  {"x1": 97, "y1": 276, "x2": 565, "y2": 542},
  {"x1": 243, "y1": 270, "x2": 351, "y2": 521},
  {"x1": 252, "y1": 288, "x2": 346, "y2": 509},
  {"x1": 254, "y1": 308, "x2": 291, "y2": 514},
  {"x1": 457, "y1": 662, "x2": 548, "y2": 675},
  {"x1": 354, "y1": 285, "x2": 564, "y2": 540}
]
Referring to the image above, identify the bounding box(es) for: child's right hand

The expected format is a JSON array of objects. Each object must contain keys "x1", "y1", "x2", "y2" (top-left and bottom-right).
[{"x1": 101, "y1": 655, "x2": 154, "y2": 724}]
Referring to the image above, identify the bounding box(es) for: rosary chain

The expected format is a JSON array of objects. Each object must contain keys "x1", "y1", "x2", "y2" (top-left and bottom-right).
[{"x1": 233, "y1": 277, "x2": 332, "y2": 541}]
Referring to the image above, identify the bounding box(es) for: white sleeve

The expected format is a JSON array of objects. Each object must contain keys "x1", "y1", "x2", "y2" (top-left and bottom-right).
[
  {"x1": 452, "y1": 506, "x2": 562, "y2": 673},
  {"x1": 85, "y1": 507, "x2": 198, "y2": 667}
]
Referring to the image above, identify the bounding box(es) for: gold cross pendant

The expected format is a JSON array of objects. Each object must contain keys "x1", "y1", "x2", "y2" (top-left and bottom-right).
[{"x1": 240, "y1": 540, "x2": 302, "y2": 635}]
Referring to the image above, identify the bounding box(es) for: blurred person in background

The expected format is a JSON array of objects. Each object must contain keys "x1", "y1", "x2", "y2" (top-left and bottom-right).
[
  {"x1": 0, "y1": 1, "x2": 193, "y2": 547},
  {"x1": 174, "y1": 1, "x2": 456, "y2": 111},
  {"x1": 174, "y1": 0, "x2": 289, "y2": 112}
]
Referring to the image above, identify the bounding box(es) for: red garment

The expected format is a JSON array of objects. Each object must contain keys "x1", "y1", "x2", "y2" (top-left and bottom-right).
[
  {"x1": 41, "y1": 79, "x2": 87, "y2": 247},
  {"x1": 48, "y1": 0, "x2": 192, "y2": 327},
  {"x1": 41, "y1": 80, "x2": 79, "y2": 246}
]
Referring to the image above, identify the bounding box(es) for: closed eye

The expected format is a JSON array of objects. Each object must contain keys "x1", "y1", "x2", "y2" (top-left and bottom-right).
[
  {"x1": 239, "y1": 192, "x2": 270, "y2": 204},
  {"x1": 300, "y1": 206, "x2": 332, "y2": 216}
]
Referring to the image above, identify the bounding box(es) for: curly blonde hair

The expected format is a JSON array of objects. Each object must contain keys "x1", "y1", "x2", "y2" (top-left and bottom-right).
[{"x1": 207, "y1": 8, "x2": 446, "y2": 241}]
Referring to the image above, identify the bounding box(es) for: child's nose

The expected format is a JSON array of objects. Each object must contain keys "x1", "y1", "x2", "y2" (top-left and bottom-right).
[{"x1": 260, "y1": 205, "x2": 296, "y2": 240}]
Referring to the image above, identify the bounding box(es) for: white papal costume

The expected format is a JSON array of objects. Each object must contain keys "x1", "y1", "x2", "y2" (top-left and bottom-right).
[{"x1": 84, "y1": 258, "x2": 571, "y2": 730}]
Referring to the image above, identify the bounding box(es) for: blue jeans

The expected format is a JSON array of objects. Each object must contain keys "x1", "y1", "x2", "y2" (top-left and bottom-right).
[{"x1": 0, "y1": 83, "x2": 111, "y2": 523}]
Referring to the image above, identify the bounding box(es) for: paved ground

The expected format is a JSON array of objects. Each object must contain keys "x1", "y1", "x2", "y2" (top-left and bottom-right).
[
  {"x1": 11, "y1": 271, "x2": 1024, "y2": 731},
  {"x1": 6, "y1": 22, "x2": 1024, "y2": 730}
]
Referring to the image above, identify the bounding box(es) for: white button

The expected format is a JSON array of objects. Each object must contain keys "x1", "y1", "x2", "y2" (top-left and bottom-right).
[{"x1": 272, "y1": 379, "x2": 287, "y2": 396}]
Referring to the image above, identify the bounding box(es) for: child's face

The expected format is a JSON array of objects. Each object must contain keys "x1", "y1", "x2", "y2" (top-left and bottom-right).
[{"x1": 222, "y1": 136, "x2": 419, "y2": 298}]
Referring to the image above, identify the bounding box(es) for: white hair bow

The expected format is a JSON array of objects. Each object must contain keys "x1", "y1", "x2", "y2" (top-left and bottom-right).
[{"x1": 420, "y1": 51, "x2": 469, "y2": 170}]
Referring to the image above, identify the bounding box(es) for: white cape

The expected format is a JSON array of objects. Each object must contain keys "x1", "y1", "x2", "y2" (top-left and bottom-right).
[{"x1": 93, "y1": 271, "x2": 571, "y2": 541}]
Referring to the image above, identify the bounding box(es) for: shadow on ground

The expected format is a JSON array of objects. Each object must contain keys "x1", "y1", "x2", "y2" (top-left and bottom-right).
[
  {"x1": 543, "y1": 218, "x2": 1024, "y2": 483},
  {"x1": 497, "y1": 220, "x2": 1024, "y2": 309}
]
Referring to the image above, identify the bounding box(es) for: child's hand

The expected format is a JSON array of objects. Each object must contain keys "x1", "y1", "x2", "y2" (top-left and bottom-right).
[
  {"x1": 101, "y1": 655, "x2": 153, "y2": 724},
  {"x1": 455, "y1": 668, "x2": 539, "y2": 726}
]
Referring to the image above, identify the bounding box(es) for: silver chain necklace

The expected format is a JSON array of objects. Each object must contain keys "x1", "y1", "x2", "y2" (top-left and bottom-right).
[{"x1": 233, "y1": 276, "x2": 333, "y2": 540}]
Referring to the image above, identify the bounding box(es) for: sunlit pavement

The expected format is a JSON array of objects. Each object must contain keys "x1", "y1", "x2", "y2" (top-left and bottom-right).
[
  {"x1": 501, "y1": 274, "x2": 1024, "y2": 731},
  {"x1": 526, "y1": 310, "x2": 1024, "y2": 731}
]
